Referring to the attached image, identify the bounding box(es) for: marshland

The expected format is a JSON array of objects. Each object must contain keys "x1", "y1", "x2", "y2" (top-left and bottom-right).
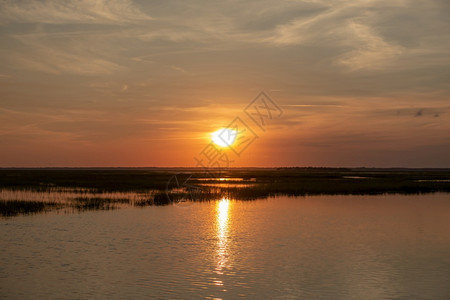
[
  {"x1": 2, "y1": 167, "x2": 450, "y2": 216},
  {"x1": 2, "y1": 168, "x2": 450, "y2": 299}
]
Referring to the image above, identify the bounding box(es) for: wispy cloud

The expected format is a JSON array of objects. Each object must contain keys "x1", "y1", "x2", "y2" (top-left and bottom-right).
[
  {"x1": 337, "y1": 22, "x2": 403, "y2": 71},
  {"x1": 7, "y1": 27, "x2": 124, "y2": 75},
  {"x1": 0, "y1": 0, "x2": 151, "y2": 24}
]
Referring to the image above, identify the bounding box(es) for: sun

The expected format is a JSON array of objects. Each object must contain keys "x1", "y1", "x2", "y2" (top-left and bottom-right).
[{"x1": 212, "y1": 128, "x2": 237, "y2": 148}]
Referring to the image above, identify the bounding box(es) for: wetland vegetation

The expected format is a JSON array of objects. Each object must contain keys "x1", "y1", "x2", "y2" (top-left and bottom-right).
[{"x1": 1, "y1": 167, "x2": 450, "y2": 216}]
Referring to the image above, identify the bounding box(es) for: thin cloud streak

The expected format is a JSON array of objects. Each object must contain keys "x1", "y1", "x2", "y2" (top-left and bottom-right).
[{"x1": 0, "y1": 0, "x2": 151, "y2": 24}]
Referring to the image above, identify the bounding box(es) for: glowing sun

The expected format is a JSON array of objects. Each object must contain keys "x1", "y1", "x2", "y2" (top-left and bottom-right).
[{"x1": 212, "y1": 128, "x2": 237, "y2": 147}]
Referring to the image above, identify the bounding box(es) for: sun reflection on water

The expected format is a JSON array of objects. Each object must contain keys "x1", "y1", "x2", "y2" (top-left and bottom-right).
[{"x1": 214, "y1": 197, "x2": 231, "y2": 286}]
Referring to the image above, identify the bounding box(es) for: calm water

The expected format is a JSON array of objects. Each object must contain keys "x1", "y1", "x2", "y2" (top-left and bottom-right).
[{"x1": 1, "y1": 194, "x2": 450, "y2": 299}]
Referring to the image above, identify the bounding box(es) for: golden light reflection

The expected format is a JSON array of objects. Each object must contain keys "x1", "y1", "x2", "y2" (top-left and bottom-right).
[{"x1": 215, "y1": 198, "x2": 231, "y2": 282}]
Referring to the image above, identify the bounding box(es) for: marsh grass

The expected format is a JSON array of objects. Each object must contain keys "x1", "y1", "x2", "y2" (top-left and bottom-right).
[
  {"x1": 0, "y1": 200, "x2": 59, "y2": 217},
  {"x1": 1, "y1": 168, "x2": 450, "y2": 216},
  {"x1": 134, "y1": 193, "x2": 168, "y2": 206},
  {"x1": 72, "y1": 197, "x2": 130, "y2": 211},
  {"x1": 0, "y1": 188, "x2": 155, "y2": 216},
  {"x1": 2, "y1": 168, "x2": 450, "y2": 195}
]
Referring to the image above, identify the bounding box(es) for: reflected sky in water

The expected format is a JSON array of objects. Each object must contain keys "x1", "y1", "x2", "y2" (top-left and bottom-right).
[{"x1": 2, "y1": 194, "x2": 450, "y2": 299}]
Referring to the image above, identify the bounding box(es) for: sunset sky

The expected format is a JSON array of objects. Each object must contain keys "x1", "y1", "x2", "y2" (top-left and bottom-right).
[{"x1": 1, "y1": 0, "x2": 449, "y2": 167}]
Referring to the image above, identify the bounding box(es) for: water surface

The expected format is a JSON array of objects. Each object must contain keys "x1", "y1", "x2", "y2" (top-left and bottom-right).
[{"x1": 1, "y1": 194, "x2": 450, "y2": 299}]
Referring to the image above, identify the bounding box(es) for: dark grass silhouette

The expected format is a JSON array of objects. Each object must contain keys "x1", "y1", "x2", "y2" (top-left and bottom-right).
[
  {"x1": 0, "y1": 200, "x2": 58, "y2": 216},
  {"x1": 2, "y1": 168, "x2": 450, "y2": 194},
  {"x1": 1, "y1": 168, "x2": 450, "y2": 215}
]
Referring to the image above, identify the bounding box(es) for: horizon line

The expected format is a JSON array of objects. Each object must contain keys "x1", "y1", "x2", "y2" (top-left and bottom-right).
[{"x1": 2, "y1": 166, "x2": 450, "y2": 171}]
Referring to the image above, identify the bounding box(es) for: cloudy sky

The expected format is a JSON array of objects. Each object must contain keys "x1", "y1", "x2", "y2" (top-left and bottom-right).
[{"x1": 0, "y1": 0, "x2": 449, "y2": 167}]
